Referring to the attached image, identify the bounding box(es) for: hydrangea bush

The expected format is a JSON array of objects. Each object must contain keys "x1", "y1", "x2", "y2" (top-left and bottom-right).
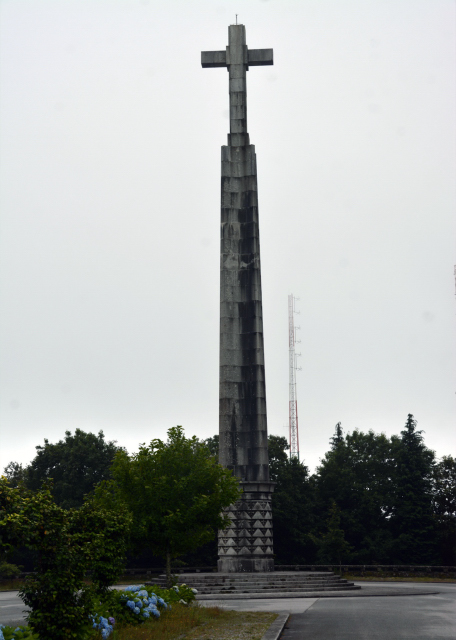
[
  {"x1": 91, "y1": 583, "x2": 196, "y2": 632},
  {"x1": 0, "y1": 584, "x2": 195, "y2": 640},
  {"x1": 0, "y1": 625, "x2": 38, "y2": 640}
]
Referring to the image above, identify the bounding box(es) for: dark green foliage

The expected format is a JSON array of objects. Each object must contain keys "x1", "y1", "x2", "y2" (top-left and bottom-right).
[
  {"x1": 3, "y1": 429, "x2": 123, "y2": 509},
  {"x1": 0, "y1": 560, "x2": 22, "y2": 578},
  {"x1": 97, "y1": 426, "x2": 241, "y2": 585},
  {"x1": 432, "y1": 456, "x2": 456, "y2": 564},
  {"x1": 330, "y1": 422, "x2": 344, "y2": 448},
  {"x1": 0, "y1": 625, "x2": 38, "y2": 639},
  {"x1": 0, "y1": 477, "x2": 130, "y2": 640},
  {"x1": 203, "y1": 435, "x2": 219, "y2": 458},
  {"x1": 312, "y1": 500, "x2": 353, "y2": 565},
  {"x1": 388, "y1": 414, "x2": 437, "y2": 563},
  {"x1": 314, "y1": 424, "x2": 397, "y2": 563},
  {"x1": 268, "y1": 436, "x2": 316, "y2": 563}
]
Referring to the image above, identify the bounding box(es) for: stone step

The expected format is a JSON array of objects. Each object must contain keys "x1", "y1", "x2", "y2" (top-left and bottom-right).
[
  {"x1": 166, "y1": 579, "x2": 349, "y2": 588},
  {"x1": 146, "y1": 571, "x2": 359, "y2": 595},
  {"x1": 156, "y1": 572, "x2": 339, "y2": 582},
  {"x1": 151, "y1": 579, "x2": 357, "y2": 593},
  {"x1": 154, "y1": 576, "x2": 346, "y2": 584},
  {"x1": 194, "y1": 585, "x2": 361, "y2": 594}
]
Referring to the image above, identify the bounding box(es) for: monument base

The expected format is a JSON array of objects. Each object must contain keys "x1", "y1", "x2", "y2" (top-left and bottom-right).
[{"x1": 218, "y1": 481, "x2": 275, "y2": 573}]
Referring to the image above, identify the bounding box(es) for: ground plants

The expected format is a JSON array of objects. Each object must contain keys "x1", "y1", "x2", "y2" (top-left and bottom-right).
[{"x1": 0, "y1": 477, "x2": 131, "y2": 640}]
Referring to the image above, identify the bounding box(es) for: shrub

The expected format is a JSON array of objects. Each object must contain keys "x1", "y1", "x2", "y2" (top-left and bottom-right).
[
  {"x1": 0, "y1": 478, "x2": 131, "y2": 640},
  {"x1": 0, "y1": 562, "x2": 22, "y2": 579}
]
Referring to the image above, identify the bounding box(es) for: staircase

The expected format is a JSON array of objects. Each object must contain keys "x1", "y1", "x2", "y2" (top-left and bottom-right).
[{"x1": 149, "y1": 571, "x2": 360, "y2": 597}]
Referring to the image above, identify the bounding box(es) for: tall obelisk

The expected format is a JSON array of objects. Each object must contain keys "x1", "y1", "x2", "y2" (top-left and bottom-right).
[{"x1": 202, "y1": 25, "x2": 274, "y2": 572}]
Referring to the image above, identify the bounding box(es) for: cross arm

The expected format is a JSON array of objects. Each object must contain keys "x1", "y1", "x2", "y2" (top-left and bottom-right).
[
  {"x1": 201, "y1": 50, "x2": 227, "y2": 68},
  {"x1": 201, "y1": 48, "x2": 273, "y2": 68},
  {"x1": 248, "y1": 49, "x2": 273, "y2": 66}
]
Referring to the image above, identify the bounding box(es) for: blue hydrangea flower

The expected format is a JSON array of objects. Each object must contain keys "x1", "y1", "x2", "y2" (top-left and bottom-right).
[
  {"x1": 134, "y1": 607, "x2": 140, "y2": 615},
  {"x1": 126, "y1": 600, "x2": 136, "y2": 611},
  {"x1": 138, "y1": 589, "x2": 148, "y2": 597},
  {"x1": 100, "y1": 617, "x2": 109, "y2": 629},
  {"x1": 124, "y1": 584, "x2": 144, "y2": 592}
]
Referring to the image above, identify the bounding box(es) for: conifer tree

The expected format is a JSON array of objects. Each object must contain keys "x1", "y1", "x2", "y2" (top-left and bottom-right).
[{"x1": 389, "y1": 414, "x2": 437, "y2": 563}]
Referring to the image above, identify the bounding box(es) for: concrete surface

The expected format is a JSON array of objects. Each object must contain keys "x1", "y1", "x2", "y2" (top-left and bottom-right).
[{"x1": 202, "y1": 582, "x2": 456, "y2": 640}]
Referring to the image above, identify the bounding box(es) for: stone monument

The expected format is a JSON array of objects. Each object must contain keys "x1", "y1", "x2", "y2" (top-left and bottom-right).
[{"x1": 202, "y1": 24, "x2": 275, "y2": 573}]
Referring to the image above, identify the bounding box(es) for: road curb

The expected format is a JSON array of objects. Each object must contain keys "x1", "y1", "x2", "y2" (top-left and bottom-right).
[{"x1": 261, "y1": 613, "x2": 289, "y2": 640}]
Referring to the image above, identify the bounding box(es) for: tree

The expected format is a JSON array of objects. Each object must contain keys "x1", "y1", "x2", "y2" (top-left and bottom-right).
[
  {"x1": 267, "y1": 435, "x2": 316, "y2": 563},
  {"x1": 3, "y1": 429, "x2": 123, "y2": 509},
  {"x1": 312, "y1": 500, "x2": 353, "y2": 567},
  {"x1": 203, "y1": 434, "x2": 219, "y2": 458},
  {"x1": 432, "y1": 456, "x2": 456, "y2": 564},
  {"x1": 389, "y1": 414, "x2": 437, "y2": 563},
  {"x1": 314, "y1": 423, "x2": 397, "y2": 563},
  {"x1": 100, "y1": 426, "x2": 241, "y2": 585},
  {"x1": 0, "y1": 477, "x2": 130, "y2": 640}
]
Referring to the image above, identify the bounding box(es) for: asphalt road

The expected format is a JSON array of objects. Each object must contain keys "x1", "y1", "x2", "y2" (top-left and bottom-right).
[
  {"x1": 203, "y1": 582, "x2": 456, "y2": 640},
  {"x1": 0, "y1": 590, "x2": 28, "y2": 628},
  {"x1": 1, "y1": 582, "x2": 455, "y2": 638}
]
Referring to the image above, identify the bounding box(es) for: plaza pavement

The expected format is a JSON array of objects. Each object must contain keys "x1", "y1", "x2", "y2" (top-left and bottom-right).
[
  {"x1": 201, "y1": 582, "x2": 456, "y2": 639},
  {"x1": 1, "y1": 581, "x2": 455, "y2": 638}
]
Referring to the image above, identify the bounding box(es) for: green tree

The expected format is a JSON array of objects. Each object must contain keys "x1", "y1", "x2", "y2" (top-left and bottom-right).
[
  {"x1": 312, "y1": 500, "x2": 353, "y2": 567},
  {"x1": 203, "y1": 434, "x2": 219, "y2": 458},
  {"x1": 3, "y1": 429, "x2": 123, "y2": 509},
  {"x1": 100, "y1": 426, "x2": 241, "y2": 585},
  {"x1": 314, "y1": 423, "x2": 396, "y2": 563},
  {"x1": 389, "y1": 414, "x2": 437, "y2": 563},
  {"x1": 432, "y1": 456, "x2": 456, "y2": 564},
  {"x1": 267, "y1": 435, "x2": 316, "y2": 564},
  {"x1": 0, "y1": 477, "x2": 130, "y2": 640}
]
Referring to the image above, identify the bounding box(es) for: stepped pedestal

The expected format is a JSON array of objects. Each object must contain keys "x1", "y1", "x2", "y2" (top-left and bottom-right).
[
  {"x1": 151, "y1": 571, "x2": 361, "y2": 598},
  {"x1": 218, "y1": 482, "x2": 275, "y2": 573}
]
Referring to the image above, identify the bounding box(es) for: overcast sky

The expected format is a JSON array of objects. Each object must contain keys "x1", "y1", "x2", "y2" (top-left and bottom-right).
[{"x1": 1, "y1": 0, "x2": 455, "y2": 475}]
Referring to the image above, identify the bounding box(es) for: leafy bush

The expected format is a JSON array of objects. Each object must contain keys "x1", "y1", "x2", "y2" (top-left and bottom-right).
[
  {"x1": 91, "y1": 583, "x2": 194, "y2": 631},
  {"x1": 0, "y1": 624, "x2": 38, "y2": 640},
  {"x1": 0, "y1": 478, "x2": 131, "y2": 640},
  {"x1": 0, "y1": 562, "x2": 22, "y2": 579}
]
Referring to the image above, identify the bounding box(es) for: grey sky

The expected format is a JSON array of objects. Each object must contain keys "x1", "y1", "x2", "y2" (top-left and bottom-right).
[{"x1": 1, "y1": 0, "x2": 455, "y2": 474}]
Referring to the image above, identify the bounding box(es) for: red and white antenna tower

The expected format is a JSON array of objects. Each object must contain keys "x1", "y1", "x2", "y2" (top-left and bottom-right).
[{"x1": 288, "y1": 294, "x2": 301, "y2": 460}]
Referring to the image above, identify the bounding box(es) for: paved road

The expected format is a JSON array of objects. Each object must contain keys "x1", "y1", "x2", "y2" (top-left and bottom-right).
[
  {"x1": 202, "y1": 582, "x2": 456, "y2": 640},
  {"x1": 0, "y1": 590, "x2": 29, "y2": 628},
  {"x1": 1, "y1": 582, "x2": 455, "y2": 638}
]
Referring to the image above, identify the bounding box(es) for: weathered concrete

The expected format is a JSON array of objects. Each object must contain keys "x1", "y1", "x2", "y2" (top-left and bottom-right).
[
  {"x1": 202, "y1": 24, "x2": 274, "y2": 573},
  {"x1": 152, "y1": 571, "x2": 360, "y2": 596}
]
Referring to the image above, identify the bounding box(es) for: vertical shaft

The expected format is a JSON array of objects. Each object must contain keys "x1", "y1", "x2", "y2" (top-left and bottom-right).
[
  {"x1": 202, "y1": 23, "x2": 274, "y2": 573},
  {"x1": 288, "y1": 294, "x2": 299, "y2": 460},
  {"x1": 219, "y1": 24, "x2": 269, "y2": 484}
]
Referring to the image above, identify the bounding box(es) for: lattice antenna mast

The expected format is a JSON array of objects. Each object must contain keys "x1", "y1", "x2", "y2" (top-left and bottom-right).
[{"x1": 288, "y1": 294, "x2": 301, "y2": 460}]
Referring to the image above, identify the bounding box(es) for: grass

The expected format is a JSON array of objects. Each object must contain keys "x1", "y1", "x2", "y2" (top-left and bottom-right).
[
  {"x1": 114, "y1": 604, "x2": 277, "y2": 640},
  {"x1": 0, "y1": 578, "x2": 24, "y2": 591}
]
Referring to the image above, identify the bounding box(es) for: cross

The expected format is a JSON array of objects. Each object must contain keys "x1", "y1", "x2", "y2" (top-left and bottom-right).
[{"x1": 202, "y1": 25, "x2": 273, "y2": 137}]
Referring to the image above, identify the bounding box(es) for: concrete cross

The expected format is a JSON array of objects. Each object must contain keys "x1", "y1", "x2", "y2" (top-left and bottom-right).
[{"x1": 202, "y1": 24, "x2": 273, "y2": 136}]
